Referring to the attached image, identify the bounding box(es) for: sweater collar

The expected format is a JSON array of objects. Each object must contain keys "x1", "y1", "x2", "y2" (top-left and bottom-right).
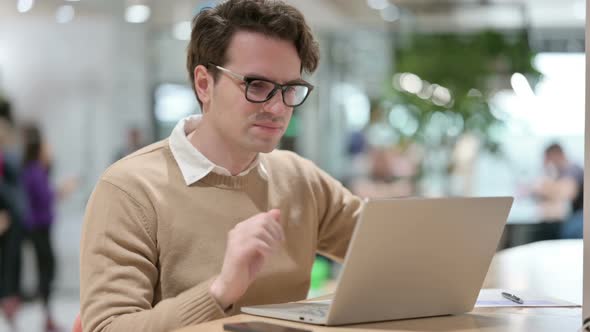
[{"x1": 169, "y1": 115, "x2": 267, "y2": 186}]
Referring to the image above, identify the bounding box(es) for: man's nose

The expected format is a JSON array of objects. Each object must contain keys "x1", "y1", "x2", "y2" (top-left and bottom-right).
[{"x1": 263, "y1": 90, "x2": 290, "y2": 114}]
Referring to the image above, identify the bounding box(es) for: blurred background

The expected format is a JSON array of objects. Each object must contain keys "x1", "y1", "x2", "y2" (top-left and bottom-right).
[{"x1": 0, "y1": 0, "x2": 585, "y2": 331}]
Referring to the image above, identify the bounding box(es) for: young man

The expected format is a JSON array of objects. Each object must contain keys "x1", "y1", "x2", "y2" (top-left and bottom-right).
[{"x1": 80, "y1": 1, "x2": 363, "y2": 331}]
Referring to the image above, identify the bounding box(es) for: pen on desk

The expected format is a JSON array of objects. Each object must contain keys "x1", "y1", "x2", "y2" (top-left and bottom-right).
[{"x1": 502, "y1": 292, "x2": 524, "y2": 304}]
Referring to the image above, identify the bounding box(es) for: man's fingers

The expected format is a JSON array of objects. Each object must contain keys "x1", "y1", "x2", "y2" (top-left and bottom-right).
[
  {"x1": 253, "y1": 239, "x2": 273, "y2": 257},
  {"x1": 259, "y1": 216, "x2": 282, "y2": 242},
  {"x1": 252, "y1": 228, "x2": 275, "y2": 247},
  {"x1": 266, "y1": 209, "x2": 285, "y2": 241},
  {"x1": 267, "y1": 209, "x2": 281, "y2": 222},
  {"x1": 268, "y1": 219, "x2": 285, "y2": 242}
]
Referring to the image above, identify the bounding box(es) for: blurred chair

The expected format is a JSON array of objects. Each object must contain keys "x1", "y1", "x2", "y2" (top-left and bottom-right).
[{"x1": 482, "y1": 239, "x2": 582, "y2": 304}]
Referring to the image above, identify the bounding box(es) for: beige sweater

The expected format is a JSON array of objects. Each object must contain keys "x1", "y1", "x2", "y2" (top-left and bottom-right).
[{"x1": 80, "y1": 140, "x2": 363, "y2": 332}]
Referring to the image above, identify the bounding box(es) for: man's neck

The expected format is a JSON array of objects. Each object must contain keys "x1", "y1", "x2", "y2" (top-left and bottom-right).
[{"x1": 188, "y1": 119, "x2": 257, "y2": 176}]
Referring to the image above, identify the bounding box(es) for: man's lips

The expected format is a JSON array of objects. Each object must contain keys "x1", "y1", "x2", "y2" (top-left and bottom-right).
[{"x1": 253, "y1": 123, "x2": 283, "y2": 130}]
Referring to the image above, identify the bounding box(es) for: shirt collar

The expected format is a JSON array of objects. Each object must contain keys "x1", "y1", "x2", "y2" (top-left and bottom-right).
[{"x1": 169, "y1": 115, "x2": 266, "y2": 186}]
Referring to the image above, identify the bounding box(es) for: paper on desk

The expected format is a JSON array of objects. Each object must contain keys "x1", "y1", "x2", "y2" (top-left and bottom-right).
[{"x1": 475, "y1": 289, "x2": 580, "y2": 308}]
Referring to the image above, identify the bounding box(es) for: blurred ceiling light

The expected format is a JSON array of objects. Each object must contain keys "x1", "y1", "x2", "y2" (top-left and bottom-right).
[
  {"x1": 432, "y1": 85, "x2": 452, "y2": 106},
  {"x1": 400, "y1": 117, "x2": 419, "y2": 137},
  {"x1": 380, "y1": 4, "x2": 400, "y2": 22},
  {"x1": 510, "y1": 72, "x2": 535, "y2": 99},
  {"x1": 344, "y1": 93, "x2": 370, "y2": 131},
  {"x1": 445, "y1": 111, "x2": 464, "y2": 137},
  {"x1": 65, "y1": 0, "x2": 81, "y2": 2},
  {"x1": 17, "y1": 0, "x2": 34, "y2": 13},
  {"x1": 367, "y1": 0, "x2": 389, "y2": 11},
  {"x1": 389, "y1": 105, "x2": 410, "y2": 128},
  {"x1": 367, "y1": 122, "x2": 399, "y2": 147},
  {"x1": 173, "y1": 21, "x2": 192, "y2": 41},
  {"x1": 399, "y1": 73, "x2": 423, "y2": 94},
  {"x1": 417, "y1": 81, "x2": 434, "y2": 99},
  {"x1": 333, "y1": 83, "x2": 370, "y2": 131},
  {"x1": 126, "y1": 4, "x2": 151, "y2": 23},
  {"x1": 56, "y1": 5, "x2": 75, "y2": 23}
]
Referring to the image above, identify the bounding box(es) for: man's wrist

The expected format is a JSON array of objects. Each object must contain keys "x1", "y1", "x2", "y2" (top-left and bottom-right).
[{"x1": 209, "y1": 277, "x2": 233, "y2": 310}]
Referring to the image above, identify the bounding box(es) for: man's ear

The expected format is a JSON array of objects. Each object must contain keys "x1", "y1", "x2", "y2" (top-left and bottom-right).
[{"x1": 194, "y1": 65, "x2": 213, "y2": 107}]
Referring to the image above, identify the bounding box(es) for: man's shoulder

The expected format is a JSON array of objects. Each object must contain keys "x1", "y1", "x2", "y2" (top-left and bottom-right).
[
  {"x1": 265, "y1": 149, "x2": 313, "y2": 168},
  {"x1": 102, "y1": 139, "x2": 173, "y2": 186},
  {"x1": 264, "y1": 149, "x2": 326, "y2": 179}
]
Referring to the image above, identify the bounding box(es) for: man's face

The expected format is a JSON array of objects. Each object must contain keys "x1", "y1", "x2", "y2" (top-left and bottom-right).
[
  {"x1": 206, "y1": 31, "x2": 301, "y2": 154},
  {"x1": 544, "y1": 150, "x2": 566, "y2": 172}
]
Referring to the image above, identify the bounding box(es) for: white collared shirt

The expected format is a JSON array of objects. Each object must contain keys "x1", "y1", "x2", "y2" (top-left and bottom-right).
[{"x1": 168, "y1": 115, "x2": 267, "y2": 186}]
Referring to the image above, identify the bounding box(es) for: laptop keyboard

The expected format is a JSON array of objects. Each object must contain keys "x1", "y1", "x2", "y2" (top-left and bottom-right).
[{"x1": 283, "y1": 303, "x2": 329, "y2": 318}]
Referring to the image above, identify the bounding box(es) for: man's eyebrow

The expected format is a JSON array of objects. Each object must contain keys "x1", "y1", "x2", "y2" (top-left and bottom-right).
[
  {"x1": 244, "y1": 73, "x2": 306, "y2": 85},
  {"x1": 285, "y1": 78, "x2": 307, "y2": 85},
  {"x1": 243, "y1": 73, "x2": 270, "y2": 81}
]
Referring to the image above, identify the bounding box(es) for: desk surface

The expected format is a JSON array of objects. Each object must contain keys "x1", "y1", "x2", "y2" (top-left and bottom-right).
[
  {"x1": 176, "y1": 308, "x2": 582, "y2": 332},
  {"x1": 482, "y1": 239, "x2": 583, "y2": 304},
  {"x1": 174, "y1": 307, "x2": 581, "y2": 332},
  {"x1": 175, "y1": 240, "x2": 583, "y2": 332}
]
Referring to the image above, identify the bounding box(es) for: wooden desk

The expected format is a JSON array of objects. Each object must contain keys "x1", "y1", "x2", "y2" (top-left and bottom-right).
[
  {"x1": 175, "y1": 240, "x2": 584, "y2": 332},
  {"x1": 175, "y1": 307, "x2": 581, "y2": 332}
]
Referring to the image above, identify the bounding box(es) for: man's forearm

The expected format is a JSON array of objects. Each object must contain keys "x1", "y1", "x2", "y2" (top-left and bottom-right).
[{"x1": 82, "y1": 277, "x2": 227, "y2": 332}]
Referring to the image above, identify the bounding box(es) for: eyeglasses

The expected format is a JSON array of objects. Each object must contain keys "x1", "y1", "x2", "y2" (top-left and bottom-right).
[{"x1": 209, "y1": 63, "x2": 314, "y2": 107}]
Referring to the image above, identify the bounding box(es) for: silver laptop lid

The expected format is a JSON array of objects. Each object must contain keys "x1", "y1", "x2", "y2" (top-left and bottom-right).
[{"x1": 327, "y1": 196, "x2": 513, "y2": 325}]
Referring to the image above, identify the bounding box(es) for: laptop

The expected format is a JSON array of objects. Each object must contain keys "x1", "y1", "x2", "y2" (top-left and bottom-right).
[{"x1": 241, "y1": 196, "x2": 513, "y2": 326}]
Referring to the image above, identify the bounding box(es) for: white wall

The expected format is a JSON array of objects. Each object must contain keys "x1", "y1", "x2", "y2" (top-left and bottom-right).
[
  {"x1": 0, "y1": 16, "x2": 152, "y2": 197},
  {"x1": 0, "y1": 16, "x2": 154, "y2": 293}
]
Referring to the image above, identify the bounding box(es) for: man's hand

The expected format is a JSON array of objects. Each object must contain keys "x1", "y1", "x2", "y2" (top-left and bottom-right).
[{"x1": 210, "y1": 209, "x2": 284, "y2": 309}]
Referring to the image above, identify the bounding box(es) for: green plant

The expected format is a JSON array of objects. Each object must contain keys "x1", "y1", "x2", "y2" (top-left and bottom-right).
[
  {"x1": 383, "y1": 30, "x2": 541, "y2": 193},
  {"x1": 389, "y1": 30, "x2": 540, "y2": 148}
]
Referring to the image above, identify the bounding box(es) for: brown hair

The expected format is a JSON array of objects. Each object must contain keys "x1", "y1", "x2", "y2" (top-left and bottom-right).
[
  {"x1": 22, "y1": 124, "x2": 42, "y2": 166},
  {"x1": 545, "y1": 142, "x2": 564, "y2": 156},
  {"x1": 186, "y1": 0, "x2": 320, "y2": 106}
]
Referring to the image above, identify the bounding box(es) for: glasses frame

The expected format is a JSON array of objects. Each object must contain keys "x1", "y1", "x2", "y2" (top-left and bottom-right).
[{"x1": 208, "y1": 63, "x2": 314, "y2": 107}]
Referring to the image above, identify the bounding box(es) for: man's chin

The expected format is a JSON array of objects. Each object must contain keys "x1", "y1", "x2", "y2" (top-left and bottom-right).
[
  {"x1": 249, "y1": 140, "x2": 280, "y2": 153},
  {"x1": 258, "y1": 144, "x2": 279, "y2": 153}
]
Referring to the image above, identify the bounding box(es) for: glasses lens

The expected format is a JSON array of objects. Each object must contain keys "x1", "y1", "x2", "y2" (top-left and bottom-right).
[
  {"x1": 246, "y1": 80, "x2": 276, "y2": 102},
  {"x1": 283, "y1": 85, "x2": 310, "y2": 106},
  {"x1": 246, "y1": 80, "x2": 310, "y2": 106}
]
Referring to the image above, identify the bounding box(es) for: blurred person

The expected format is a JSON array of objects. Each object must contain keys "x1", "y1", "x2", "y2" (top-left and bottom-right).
[
  {"x1": 0, "y1": 200, "x2": 9, "y2": 236},
  {"x1": 350, "y1": 145, "x2": 420, "y2": 198},
  {"x1": 531, "y1": 143, "x2": 583, "y2": 239},
  {"x1": 79, "y1": 1, "x2": 363, "y2": 331},
  {"x1": 342, "y1": 129, "x2": 368, "y2": 186},
  {"x1": 0, "y1": 179, "x2": 14, "y2": 329},
  {"x1": 21, "y1": 124, "x2": 77, "y2": 332},
  {"x1": 0, "y1": 100, "x2": 27, "y2": 330},
  {"x1": 114, "y1": 127, "x2": 145, "y2": 162},
  {"x1": 0, "y1": 117, "x2": 18, "y2": 330}
]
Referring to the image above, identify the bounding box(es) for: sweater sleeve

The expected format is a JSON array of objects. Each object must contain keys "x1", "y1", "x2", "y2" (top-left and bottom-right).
[
  {"x1": 80, "y1": 180, "x2": 227, "y2": 332},
  {"x1": 312, "y1": 164, "x2": 364, "y2": 262}
]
